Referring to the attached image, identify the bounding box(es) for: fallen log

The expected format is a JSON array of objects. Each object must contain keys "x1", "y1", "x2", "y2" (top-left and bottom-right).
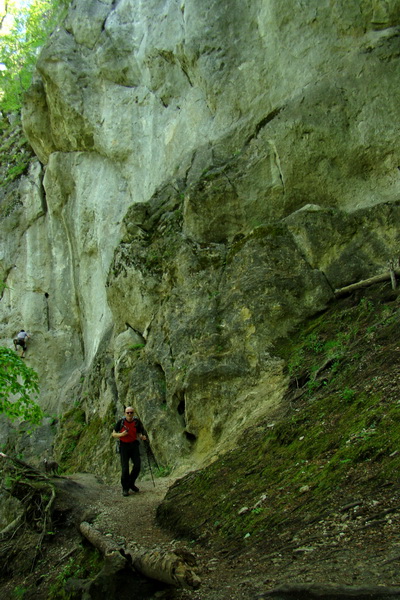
[
  {"x1": 80, "y1": 521, "x2": 120, "y2": 557},
  {"x1": 334, "y1": 269, "x2": 400, "y2": 297},
  {"x1": 79, "y1": 521, "x2": 201, "y2": 590},
  {"x1": 127, "y1": 545, "x2": 201, "y2": 589}
]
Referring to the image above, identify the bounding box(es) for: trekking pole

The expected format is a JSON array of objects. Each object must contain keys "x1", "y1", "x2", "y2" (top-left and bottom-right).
[{"x1": 145, "y1": 442, "x2": 156, "y2": 488}]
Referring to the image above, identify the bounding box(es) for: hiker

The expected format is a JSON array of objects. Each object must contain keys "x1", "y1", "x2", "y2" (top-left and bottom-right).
[
  {"x1": 112, "y1": 406, "x2": 147, "y2": 497},
  {"x1": 13, "y1": 329, "x2": 30, "y2": 358}
]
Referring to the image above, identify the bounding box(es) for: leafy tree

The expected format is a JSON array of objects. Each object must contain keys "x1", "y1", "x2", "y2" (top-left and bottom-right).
[
  {"x1": 0, "y1": 0, "x2": 68, "y2": 113},
  {"x1": 0, "y1": 346, "x2": 43, "y2": 424}
]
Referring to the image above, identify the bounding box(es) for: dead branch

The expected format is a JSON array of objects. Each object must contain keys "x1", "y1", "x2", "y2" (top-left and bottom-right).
[
  {"x1": 388, "y1": 259, "x2": 398, "y2": 290},
  {"x1": 79, "y1": 521, "x2": 201, "y2": 590},
  {"x1": 339, "y1": 501, "x2": 364, "y2": 513},
  {"x1": 313, "y1": 357, "x2": 340, "y2": 381},
  {"x1": 334, "y1": 269, "x2": 400, "y2": 297},
  {"x1": 32, "y1": 484, "x2": 56, "y2": 567},
  {"x1": 382, "y1": 553, "x2": 400, "y2": 565},
  {"x1": 260, "y1": 582, "x2": 400, "y2": 598}
]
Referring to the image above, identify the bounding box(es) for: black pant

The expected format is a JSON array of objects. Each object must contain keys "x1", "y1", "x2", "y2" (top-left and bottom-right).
[{"x1": 119, "y1": 441, "x2": 141, "y2": 490}]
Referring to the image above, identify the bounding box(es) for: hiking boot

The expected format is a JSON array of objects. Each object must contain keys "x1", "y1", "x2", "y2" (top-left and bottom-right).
[
  {"x1": 122, "y1": 489, "x2": 129, "y2": 497},
  {"x1": 130, "y1": 485, "x2": 140, "y2": 493}
]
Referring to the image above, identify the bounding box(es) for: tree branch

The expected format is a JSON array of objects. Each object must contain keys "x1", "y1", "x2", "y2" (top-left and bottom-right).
[{"x1": 334, "y1": 269, "x2": 400, "y2": 297}]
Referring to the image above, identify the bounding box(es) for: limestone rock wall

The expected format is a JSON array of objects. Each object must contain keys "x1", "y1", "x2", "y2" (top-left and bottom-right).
[{"x1": 1, "y1": 0, "x2": 400, "y2": 474}]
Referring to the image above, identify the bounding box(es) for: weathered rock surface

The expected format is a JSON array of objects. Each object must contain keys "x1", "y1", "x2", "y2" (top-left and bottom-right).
[{"x1": 1, "y1": 0, "x2": 400, "y2": 475}]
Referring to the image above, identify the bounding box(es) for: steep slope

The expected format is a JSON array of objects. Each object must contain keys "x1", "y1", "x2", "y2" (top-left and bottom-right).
[{"x1": 156, "y1": 281, "x2": 400, "y2": 594}]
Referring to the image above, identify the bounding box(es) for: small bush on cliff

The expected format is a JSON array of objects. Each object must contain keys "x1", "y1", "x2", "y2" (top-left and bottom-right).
[
  {"x1": 0, "y1": 346, "x2": 43, "y2": 425},
  {"x1": 0, "y1": 117, "x2": 34, "y2": 218}
]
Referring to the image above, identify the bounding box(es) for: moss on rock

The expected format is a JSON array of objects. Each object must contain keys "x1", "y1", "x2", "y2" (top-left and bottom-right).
[{"x1": 54, "y1": 407, "x2": 86, "y2": 469}]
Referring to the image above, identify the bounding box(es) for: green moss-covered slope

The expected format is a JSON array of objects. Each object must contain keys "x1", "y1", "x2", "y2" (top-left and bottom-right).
[{"x1": 157, "y1": 282, "x2": 400, "y2": 550}]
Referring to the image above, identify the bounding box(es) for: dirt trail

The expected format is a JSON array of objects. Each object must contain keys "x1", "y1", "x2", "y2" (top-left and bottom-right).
[
  {"x1": 84, "y1": 474, "x2": 176, "y2": 547},
  {"x1": 3, "y1": 471, "x2": 400, "y2": 600},
  {"x1": 60, "y1": 473, "x2": 259, "y2": 600}
]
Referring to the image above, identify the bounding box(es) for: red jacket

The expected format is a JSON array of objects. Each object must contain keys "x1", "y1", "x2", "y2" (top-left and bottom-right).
[{"x1": 114, "y1": 417, "x2": 144, "y2": 443}]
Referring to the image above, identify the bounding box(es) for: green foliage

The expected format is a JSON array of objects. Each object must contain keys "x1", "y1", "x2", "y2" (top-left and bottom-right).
[
  {"x1": 154, "y1": 464, "x2": 172, "y2": 477},
  {"x1": 340, "y1": 386, "x2": 356, "y2": 403},
  {"x1": 12, "y1": 586, "x2": 27, "y2": 599},
  {"x1": 47, "y1": 548, "x2": 102, "y2": 599},
  {"x1": 129, "y1": 343, "x2": 145, "y2": 351},
  {"x1": 5, "y1": 160, "x2": 26, "y2": 180},
  {"x1": 0, "y1": 117, "x2": 34, "y2": 218},
  {"x1": 0, "y1": 346, "x2": 43, "y2": 424},
  {"x1": 0, "y1": 0, "x2": 68, "y2": 113}
]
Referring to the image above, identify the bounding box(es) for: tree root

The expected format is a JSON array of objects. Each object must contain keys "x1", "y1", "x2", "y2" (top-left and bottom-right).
[
  {"x1": 0, "y1": 452, "x2": 56, "y2": 568},
  {"x1": 0, "y1": 513, "x2": 24, "y2": 541}
]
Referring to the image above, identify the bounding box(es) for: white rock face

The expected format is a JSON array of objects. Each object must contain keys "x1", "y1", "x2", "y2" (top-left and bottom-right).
[
  {"x1": 2, "y1": 0, "x2": 400, "y2": 471},
  {"x1": 23, "y1": 0, "x2": 400, "y2": 213}
]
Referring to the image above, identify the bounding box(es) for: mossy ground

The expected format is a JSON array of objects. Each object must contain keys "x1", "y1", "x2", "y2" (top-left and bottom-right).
[{"x1": 157, "y1": 282, "x2": 400, "y2": 553}]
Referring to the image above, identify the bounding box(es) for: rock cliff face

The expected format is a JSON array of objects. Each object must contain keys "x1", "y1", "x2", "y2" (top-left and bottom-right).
[{"x1": 1, "y1": 0, "x2": 400, "y2": 475}]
